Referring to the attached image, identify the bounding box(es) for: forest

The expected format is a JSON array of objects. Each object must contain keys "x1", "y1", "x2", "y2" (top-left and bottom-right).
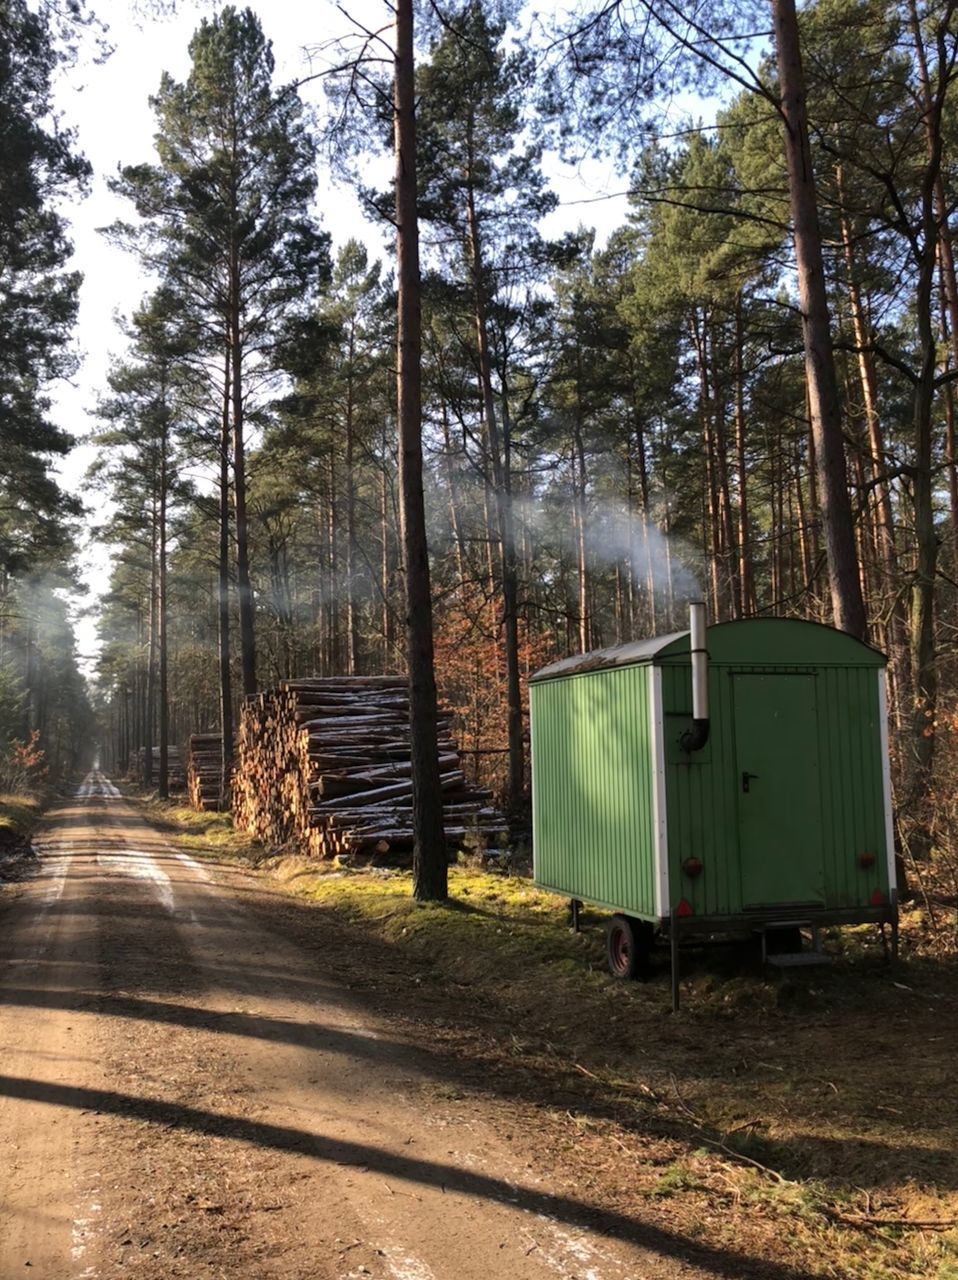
[{"x1": 3, "y1": 0, "x2": 958, "y2": 905}]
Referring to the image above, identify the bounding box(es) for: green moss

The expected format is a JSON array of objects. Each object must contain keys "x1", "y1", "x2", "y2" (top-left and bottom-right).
[
  {"x1": 279, "y1": 864, "x2": 608, "y2": 987},
  {"x1": 651, "y1": 1160, "x2": 701, "y2": 1197}
]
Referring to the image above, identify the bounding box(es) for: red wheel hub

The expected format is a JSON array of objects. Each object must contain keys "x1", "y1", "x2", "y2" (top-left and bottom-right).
[{"x1": 611, "y1": 925, "x2": 630, "y2": 972}]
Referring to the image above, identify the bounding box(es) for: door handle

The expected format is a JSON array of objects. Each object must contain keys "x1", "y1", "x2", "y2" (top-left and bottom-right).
[{"x1": 742, "y1": 772, "x2": 760, "y2": 793}]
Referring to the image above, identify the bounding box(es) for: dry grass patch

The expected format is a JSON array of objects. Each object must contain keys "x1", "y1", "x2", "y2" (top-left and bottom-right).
[
  {"x1": 0, "y1": 793, "x2": 41, "y2": 844},
  {"x1": 136, "y1": 793, "x2": 261, "y2": 858}
]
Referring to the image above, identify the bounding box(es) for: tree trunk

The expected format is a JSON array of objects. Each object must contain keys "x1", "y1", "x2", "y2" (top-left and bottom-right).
[
  {"x1": 628, "y1": 377, "x2": 656, "y2": 634},
  {"x1": 441, "y1": 404, "x2": 467, "y2": 593},
  {"x1": 710, "y1": 325, "x2": 738, "y2": 616},
  {"x1": 908, "y1": 173, "x2": 942, "y2": 854},
  {"x1": 218, "y1": 347, "x2": 234, "y2": 806},
  {"x1": 463, "y1": 166, "x2": 523, "y2": 811},
  {"x1": 770, "y1": 425, "x2": 782, "y2": 608},
  {"x1": 904, "y1": 0, "x2": 950, "y2": 851},
  {"x1": 691, "y1": 309, "x2": 723, "y2": 619},
  {"x1": 734, "y1": 296, "x2": 754, "y2": 614},
  {"x1": 144, "y1": 499, "x2": 158, "y2": 787},
  {"x1": 133, "y1": 607, "x2": 143, "y2": 771},
  {"x1": 345, "y1": 319, "x2": 358, "y2": 675},
  {"x1": 327, "y1": 459, "x2": 339, "y2": 671},
  {"x1": 943, "y1": 377, "x2": 958, "y2": 572},
  {"x1": 837, "y1": 197, "x2": 911, "y2": 719},
  {"x1": 837, "y1": 180, "x2": 899, "y2": 598},
  {"x1": 380, "y1": 442, "x2": 394, "y2": 666},
  {"x1": 663, "y1": 496, "x2": 676, "y2": 630},
  {"x1": 571, "y1": 386, "x2": 590, "y2": 652},
  {"x1": 804, "y1": 387, "x2": 825, "y2": 619},
  {"x1": 936, "y1": 235, "x2": 958, "y2": 566},
  {"x1": 230, "y1": 247, "x2": 257, "y2": 696},
  {"x1": 773, "y1": 0, "x2": 866, "y2": 639},
  {"x1": 158, "y1": 422, "x2": 170, "y2": 802},
  {"x1": 795, "y1": 442, "x2": 813, "y2": 592},
  {"x1": 498, "y1": 385, "x2": 524, "y2": 810},
  {"x1": 395, "y1": 0, "x2": 447, "y2": 900}
]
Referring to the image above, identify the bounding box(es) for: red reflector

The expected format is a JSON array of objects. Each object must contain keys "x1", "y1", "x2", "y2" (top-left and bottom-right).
[
  {"x1": 870, "y1": 888, "x2": 886, "y2": 906},
  {"x1": 675, "y1": 898, "x2": 695, "y2": 918}
]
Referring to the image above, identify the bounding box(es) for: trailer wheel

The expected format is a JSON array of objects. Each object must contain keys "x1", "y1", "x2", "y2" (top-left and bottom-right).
[{"x1": 606, "y1": 915, "x2": 653, "y2": 980}]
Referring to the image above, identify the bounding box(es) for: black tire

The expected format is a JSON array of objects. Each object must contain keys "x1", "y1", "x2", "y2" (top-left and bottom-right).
[{"x1": 606, "y1": 914, "x2": 654, "y2": 980}]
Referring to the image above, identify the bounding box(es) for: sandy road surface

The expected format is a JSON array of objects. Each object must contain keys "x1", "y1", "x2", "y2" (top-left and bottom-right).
[{"x1": 0, "y1": 774, "x2": 734, "y2": 1280}]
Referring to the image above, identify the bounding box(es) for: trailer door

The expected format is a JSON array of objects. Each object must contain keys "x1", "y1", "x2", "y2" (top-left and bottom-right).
[{"x1": 732, "y1": 672, "x2": 825, "y2": 908}]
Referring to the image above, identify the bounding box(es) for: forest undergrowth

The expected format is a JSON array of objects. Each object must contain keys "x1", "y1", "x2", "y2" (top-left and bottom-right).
[
  {"x1": 135, "y1": 788, "x2": 958, "y2": 1280},
  {"x1": 0, "y1": 794, "x2": 42, "y2": 847}
]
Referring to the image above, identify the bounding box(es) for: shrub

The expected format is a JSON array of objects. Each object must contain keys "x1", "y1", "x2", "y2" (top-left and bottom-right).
[{"x1": 0, "y1": 730, "x2": 49, "y2": 794}]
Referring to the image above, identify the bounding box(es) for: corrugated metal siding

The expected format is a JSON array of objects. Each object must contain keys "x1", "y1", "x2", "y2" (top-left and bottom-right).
[
  {"x1": 661, "y1": 662, "x2": 891, "y2": 914},
  {"x1": 531, "y1": 665, "x2": 658, "y2": 918},
  {"x1": 815, "y1": 666, "x2": 890, "y2": 906},
  {"x1": 661, "y1": 663, "x2": 742, "y2": 916}
]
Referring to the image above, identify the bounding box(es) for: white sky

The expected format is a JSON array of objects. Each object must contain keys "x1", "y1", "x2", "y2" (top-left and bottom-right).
[{"x1": 48, "y1": 0, "x2": 635, "y2": 672}]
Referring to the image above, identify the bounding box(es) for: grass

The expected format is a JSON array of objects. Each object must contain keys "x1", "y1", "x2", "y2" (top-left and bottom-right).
[
  {"x1": 139, "y1": 790, "x2": 958, "y2": 1279},
  {"x1": 137, "y1": 794, "x2": 260, "y2": 856},
  {"x1": 0, "y1": 792, "x2": 42, "y2": 845},
  {"x1": 273, "y1": 858, "x2": 604, "y2": 970}
]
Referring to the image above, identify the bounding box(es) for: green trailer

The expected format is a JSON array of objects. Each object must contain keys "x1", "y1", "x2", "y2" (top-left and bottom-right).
[{"x1": 529, "y1": 614, "x2": 897, "y2": 1007}]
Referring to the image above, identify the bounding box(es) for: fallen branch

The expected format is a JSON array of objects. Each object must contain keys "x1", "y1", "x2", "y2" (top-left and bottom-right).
[
  {"x1": 668, "y1": 1073, "x2": 789, "y2": 1185},
  {"x1": 824, "y1": 1211, "x2": 958, "y2": 1233}
]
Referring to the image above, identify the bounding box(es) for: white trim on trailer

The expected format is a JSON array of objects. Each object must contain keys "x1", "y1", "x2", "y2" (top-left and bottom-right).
[
  {"x1": 649, "y1": 665, "x2": 670, "y2": 919},
  {"x1": 878, "y1": 670, "x2": 897, "y2": 898}
]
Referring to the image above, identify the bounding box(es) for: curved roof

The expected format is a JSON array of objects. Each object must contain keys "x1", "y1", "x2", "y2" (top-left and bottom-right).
[
  {"x1": 530, "y1": 632, "x2": 687, "y2": 682},
  {"x1": 529, "y1": 618, "x2": 886, "y2": 682}
]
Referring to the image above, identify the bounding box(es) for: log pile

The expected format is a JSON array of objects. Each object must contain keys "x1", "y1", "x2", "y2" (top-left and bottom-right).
[
  {"x1": 187, "y1": 733, "x2": 225, "y2": 811},
  {"x1": 127, "y1": 746, "x2": 185, "y2": 790},
  {"x1": 233, "y1": 676, "x2": 508, "y2": 860}
]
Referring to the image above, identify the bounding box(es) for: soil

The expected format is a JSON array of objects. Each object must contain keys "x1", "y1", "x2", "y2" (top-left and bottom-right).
[{"x1": 0, "y1": 772, "x2": 771, "y2": 1280}]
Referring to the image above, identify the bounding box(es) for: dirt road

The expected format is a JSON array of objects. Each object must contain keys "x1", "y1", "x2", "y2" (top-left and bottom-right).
[{"x1": 0, "y1": 774, "x2": 746, "y2": 1279}]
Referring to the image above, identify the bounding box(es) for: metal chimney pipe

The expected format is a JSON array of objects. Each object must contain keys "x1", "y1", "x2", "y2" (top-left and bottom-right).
[
  {"x1": 690, "y1": 600, "x2": 708, "y2": 723},
  {"x1": 681, "y1": 601, "x2": 710, "y2": 753}
]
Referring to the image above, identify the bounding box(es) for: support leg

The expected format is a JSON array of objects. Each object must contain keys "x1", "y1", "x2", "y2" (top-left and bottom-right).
[
  {"x1": 670, "y1": 922, "x2": 680, "y2": 1013},
  {"x1": 569, "y1": 898, "x2": 581, "y2": 934}
]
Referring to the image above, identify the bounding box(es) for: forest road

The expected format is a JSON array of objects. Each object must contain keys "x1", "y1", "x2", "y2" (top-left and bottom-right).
[{"x1": 0, "y1": 773, "x2": 717, "y2": 1280}]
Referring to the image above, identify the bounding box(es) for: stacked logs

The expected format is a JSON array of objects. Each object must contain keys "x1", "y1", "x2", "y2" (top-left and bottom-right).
[
  {"x1": 187, "y1": 734, "x2": 225, "y2": 810},
  {"x1": 232, "y1": 676, "x2": 508, "y2": 860},
  {"x1": 127, "y1": 746, "x2": 185, "y2": 790}
]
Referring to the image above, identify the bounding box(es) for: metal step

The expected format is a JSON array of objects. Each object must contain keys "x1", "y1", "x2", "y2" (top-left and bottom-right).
[{"x1": 766, "y1": 951, "x2": 832, "y2": 969}]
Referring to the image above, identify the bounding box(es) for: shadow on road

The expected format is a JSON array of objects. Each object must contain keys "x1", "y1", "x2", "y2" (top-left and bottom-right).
[{"x1": 0, "y1": 1071, "x2": 829, "y2": 1280}]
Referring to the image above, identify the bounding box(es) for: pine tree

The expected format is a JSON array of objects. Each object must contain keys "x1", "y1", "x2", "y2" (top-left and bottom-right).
[
  {"x1": 108, "y1": 5, "x2": 330, "y2": 700},
  {"x1": 394, "y1": 0, "x2": 448, "y2": 900},
  {"x1": 272, "y1": 240, "x2": 393, "y2": 675},
  {"x1": 92, "y1": 290, "x2": 189, "y2": 798},
  {"x1": 417, "y1": 0, "x2": 556, "y2": 810},
  {"x1": 0, "y1": 0, "x2": 88, "y2": 575}
]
